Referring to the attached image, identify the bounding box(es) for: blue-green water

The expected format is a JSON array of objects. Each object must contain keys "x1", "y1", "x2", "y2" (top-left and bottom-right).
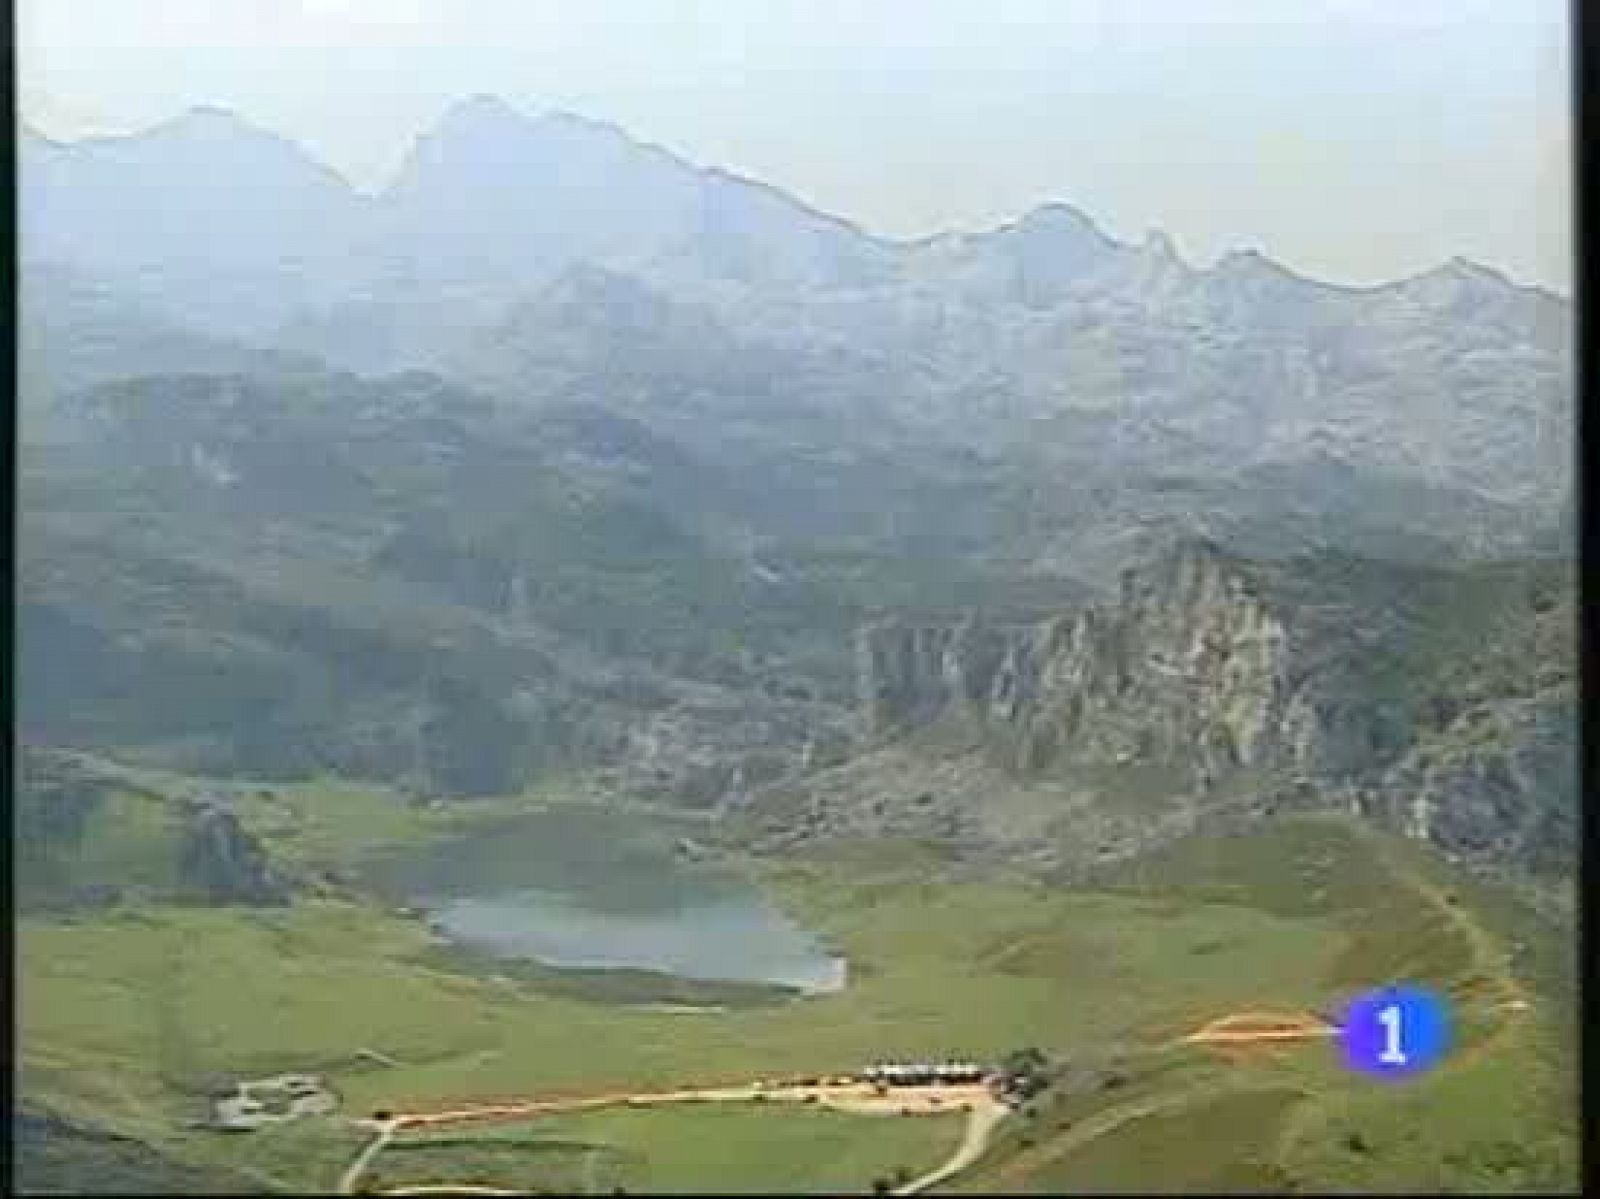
[{"x1": 363, "y1": 805, "x2": 845, "y2": 993}]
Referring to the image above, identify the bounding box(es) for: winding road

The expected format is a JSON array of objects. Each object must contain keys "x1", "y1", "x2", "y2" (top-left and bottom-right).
[
  {"x1": 338, "y1": 884, "x2": 1532, "y2": 1199},
  {"x1": 374, "y1": 1188, "x2": 524, "y2": 1197},
  {"x1": 893, "y1": 1098, "x2": 1010, "y2": 1195},
  {"x1": 334, "y1": 1004, "x2": 1343, "y2": 1197},
  {"x1": 340, "y1": 1117, "x2": 399, "y2": 1194},
  {"x1": 337, "y1": 1079, "x2": 1004, "y2": 1195}
]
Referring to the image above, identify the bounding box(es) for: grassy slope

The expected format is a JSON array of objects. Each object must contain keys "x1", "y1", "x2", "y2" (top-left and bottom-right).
[
  {"x1": 16, "y1": 771, "x2": 1576, "y2": 1193},
  {"x1": 1255, "y1": 551, "x2": 1572, "y2": 720},
  {"x1": 12, "y1": 1106, "x2": 270, "y2": 1196},
  {"x1": 1019, "y1": 1087, "x2": 1303, "y2": 1193},
  {"x1": 364, "y1": 1107, "x2": 962, "y2": 1194},
  {"x1": 18, "y1": 785, "x2": 192, "y2": 910},
  {"x1": 957, "y1": 817, "x2": 1577, "y2": 1193}
]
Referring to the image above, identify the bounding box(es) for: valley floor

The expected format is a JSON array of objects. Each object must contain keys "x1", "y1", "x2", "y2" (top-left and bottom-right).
[{"x1": 15, "y1": 771, "x2": 1578, "y2": 1194}]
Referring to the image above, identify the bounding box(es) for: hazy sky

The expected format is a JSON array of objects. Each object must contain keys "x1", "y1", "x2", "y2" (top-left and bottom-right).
[{"x1": 19, "y1": 0, "x2": 1571, "y2": 291}]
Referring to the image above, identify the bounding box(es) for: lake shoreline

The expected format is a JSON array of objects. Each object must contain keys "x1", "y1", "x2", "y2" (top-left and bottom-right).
[{"x1": 358, "y1": 804, "x2": 847, "y2": 1005}]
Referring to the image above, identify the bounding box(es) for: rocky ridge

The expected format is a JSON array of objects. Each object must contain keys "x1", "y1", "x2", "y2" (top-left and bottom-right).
[
  {"x1": 835, "y1": 539, "x2": 1575, "y2": 877},
  {"x1": 856, "y1": 540, "x2": 1346, "y2": 787},
  {"x1": 177, "y1": 796, "x2": 292, "y2": 906}
]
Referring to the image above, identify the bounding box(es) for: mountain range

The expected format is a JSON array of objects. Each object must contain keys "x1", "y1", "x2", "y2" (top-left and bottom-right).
[
  {"x1": 21, "y1": 96, "x2": 1573, "y2": 537},
  {"x1": 14, "y1": 84, "x2": 1583, "y2": 1199},
  {"x1": 18, "y1": 94, "x2": 1576, "y2": 873}
]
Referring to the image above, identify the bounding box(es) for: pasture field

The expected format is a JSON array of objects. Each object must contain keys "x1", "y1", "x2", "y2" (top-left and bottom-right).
[
  {"x1": 16, "y1": 771, "x2": 1577, "y2": 1193},
  {"x1": 362, "y1": 1107, "x2": 963, "y2": 1195}
]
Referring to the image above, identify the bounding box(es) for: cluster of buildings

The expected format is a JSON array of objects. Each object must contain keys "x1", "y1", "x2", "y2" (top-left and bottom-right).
[
  {"x1": 860, "y1": 1060, "x2": 990, "y2": 1087},
  {"x1": 211, "y1": 1073, "x2": 336, "y2": 1132}
]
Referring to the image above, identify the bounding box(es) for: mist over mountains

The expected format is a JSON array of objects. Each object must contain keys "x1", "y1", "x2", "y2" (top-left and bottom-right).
[
  {"x1": 21, "y1": 95, "x2": 1572, "y2": 532},
  {"x1": 19, "y1": 95, "x2": 1575, "y2": 858},
  {"x1": 13, "y1": 52, "x2": 1583, "y2": 1198}
]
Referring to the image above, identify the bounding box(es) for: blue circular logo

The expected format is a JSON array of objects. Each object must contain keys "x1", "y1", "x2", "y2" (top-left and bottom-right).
[{"x1": 1337, "y1": 985, "x2": 1451, "y2": 1078}]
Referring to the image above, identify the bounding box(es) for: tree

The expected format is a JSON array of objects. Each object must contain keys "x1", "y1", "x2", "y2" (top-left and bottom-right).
[
  {"x1": 1002, "y1": 1047, "x2": 1048, "y2": 1075},
  {"x1": 999, "y1": 1046, "x2": 1053, "y2": 1103}
]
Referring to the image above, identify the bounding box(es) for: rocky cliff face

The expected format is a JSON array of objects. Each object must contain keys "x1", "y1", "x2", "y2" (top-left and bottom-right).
[
  {"x1": 1372, "y1": 692, "x2": 1576, "y2": 876},
  {"x1": 864, "y1": 537, "x2": 1472, "y2": 790},
  {"x1": 856, "y1": 540, "x2": 1406, "y2": 790},
  {"x1": 178, "y1": 797, "x2": 290, "y2": 906},
  {"x1": 851, "y1": 540, "x2": 1576, "y2": 878},
  {"x1": 595, "y1": 687, "x2": 854, "y2": 810}
]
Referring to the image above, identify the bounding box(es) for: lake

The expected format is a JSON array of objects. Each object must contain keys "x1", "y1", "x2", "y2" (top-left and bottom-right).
[{"x1": 360, "y1": 804, "x2": 846, "y2": 995}]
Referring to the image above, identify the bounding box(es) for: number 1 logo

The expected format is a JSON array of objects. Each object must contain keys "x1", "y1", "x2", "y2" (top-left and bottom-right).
[
  {"x1": 1338, "y1": 986, "x2": 1449, "y2": 1079},
  {"x1": 1376, "y1": 1003, "x2": 1408, "y2": 1065}
]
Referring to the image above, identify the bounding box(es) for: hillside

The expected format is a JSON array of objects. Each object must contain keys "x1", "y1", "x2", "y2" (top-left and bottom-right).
[
  {"x1": 15, "y1": 772, "x2": 1577, "y2": 1192},
  {"x1": 21, "y1": 98, "x2": 1571, "y2": 557},
  {"x1": 23, "y1": 366, "x2": 1074, "y2": 798},
  {"x1": 743, "y1": 541, "x2": 1576, "y2": 883},
  {"x1": 16, "y1": 91, "x2": 1576, "y2": 1197},
  {"x1": 23, "y1": 359, "x2": 1574, "y2": 868}
]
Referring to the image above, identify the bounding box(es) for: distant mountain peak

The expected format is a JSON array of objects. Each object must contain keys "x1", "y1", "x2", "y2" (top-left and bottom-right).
[
  {"x1": 1211, "y1": 246, "x2": 1301, "y2": 282},
  {"x1": 424, "y1": 95, "x2": 646, "y2": 153},
  {"x1": 450, "y1": 92, "x2": 522, "y2": 118},
  {"x1": 384, "y1": 95, "x2": 545, "y2": 199},
  {"x1": 540, "y1": 106, "x2": 632, "y2": 138},
  {"x1": 424, "y1": 93, "x2": 537, "y2": 142},
  {"x1": 31, "y1": 103, "x2": 357, "y2": 199},
  {"x1": 1393, "y1": 255, "x2": 1510, "y2": 289},
  {"x1": 1016, "y1": 202, "x2": 1110, "y2": 238},
  {"x1": 1437, "y1": 255, "x2": 1510, "y2": 285},
  {"x1": 387, "y1": 94, "x2": 662, "y2": 202},
  {"x1": 1138, "y1": 228, "x2": 1187, "y2": 268},
  {"x1": 53, "y1": 103, "x2": 254, "y2": 148},
  {"x1": 1391, "y1": 255, "x2": 1519, "y2": 307},
  {"x1": 148, "y1": 105, "x2": 269, "y2": 140}
]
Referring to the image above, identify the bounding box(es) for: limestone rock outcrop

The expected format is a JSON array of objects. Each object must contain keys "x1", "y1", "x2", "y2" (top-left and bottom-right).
[
  {"x1": 857, "y1": 539, "x2": 1384, "y2": 788},
  {"x1": 178, "y1": 796, "x2": 291, "y2": 906}
]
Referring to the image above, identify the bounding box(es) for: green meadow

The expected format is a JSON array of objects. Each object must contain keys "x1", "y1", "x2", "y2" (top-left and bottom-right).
[
  {"x1": 361, "y1": 1106, "x2": 963, "y2": 1195},
  {"x1": 16, "y1": 772, "x2": 1577, "y2": 1193}
]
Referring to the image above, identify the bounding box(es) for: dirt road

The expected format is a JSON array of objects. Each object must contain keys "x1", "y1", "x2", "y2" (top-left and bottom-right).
[
  {"x1": 342, "y1": 1079, "x2": 1000, "y2": 1194},
  {"x1": 384, "y1": 1080, "x2": 997, "y2": 1131},
  {"x1": 893, "y1": 1098, "x2": 1009, "y2": 1195},
  {"x1": 339, "y1": 1118, "x2": 400, "y2": 1194},
  {"x1": 1178, "y1": 1010, "x2": 1337, "y2": 1049},
  {"x1": 378, "y1": 1189, "x2": 524, "y2": 1197},
  {"x1": 339, "y1": 1007, "x2": 1365, "y2": 1195},
  {"x1": 1355, "y1": 822, "x2": 1532, "y2": 1080}
]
